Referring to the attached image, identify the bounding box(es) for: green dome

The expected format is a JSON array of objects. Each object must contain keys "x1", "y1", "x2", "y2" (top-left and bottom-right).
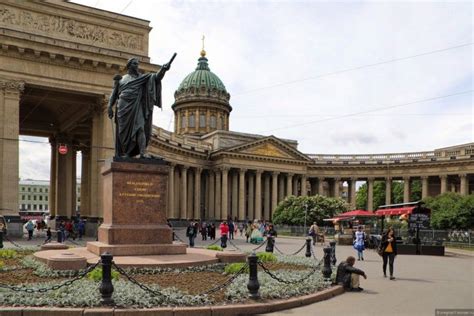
[{"x1": 177, "y1": 56, "x2": 227, "y2": 93}]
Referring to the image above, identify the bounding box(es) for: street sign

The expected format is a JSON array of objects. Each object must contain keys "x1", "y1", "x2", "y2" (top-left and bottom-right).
[{"x1": 58, "y1": 144, "x2": 68, "y2": 155}]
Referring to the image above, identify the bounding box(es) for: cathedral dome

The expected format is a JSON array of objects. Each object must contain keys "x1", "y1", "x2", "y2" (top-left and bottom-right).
[{"x1": 172, "y1": 51, "x2": 232, "y2": 136}]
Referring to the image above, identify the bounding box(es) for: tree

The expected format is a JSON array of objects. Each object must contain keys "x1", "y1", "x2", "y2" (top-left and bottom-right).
[
  {"x1": 424, "y1": 192, "x2": 474, "y2": 229},
  {"x1": 355, "y1": 180, "x2": 421, "y2": 209},
  {"x1": 272, "y1": 195, "x2": 349, "y2": 226}
]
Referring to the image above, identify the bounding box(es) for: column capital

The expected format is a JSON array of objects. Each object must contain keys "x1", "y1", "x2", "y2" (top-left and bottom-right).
[
  {"x1": 272, "y1": 171, "x2": 280, "y2": 176},
  {"x1": 367, "y1": 177, "x2": 375, "y2": 182},
  {"x1": 403, "y1": 176, "x2": 410, "y2": 181},
  {"x1": 459, "y1": 173, "x2": 467, "y2": 178},
  {"x1": 420, "y1": 175, "x2": 429, "y2": 180},
  {"x1": 333, "y1": 177, "x2": 341, "y2": 181},
  {"x1": 0, "y1": 79, "x2": 25, "y2": 94},
  {"x1": 181, "y1": 165, "x2": 189, "y2": 171},
  {"x1": 255, "y1": 169, "x2": 263, "y2": 175},
  {"x1": 195, "y1": 167, "x2": 202, "y2": 173},
  {"x1": 350, "y1": 177, "x2": 358, "y2": 182},
  {"x1": 168, "y1": 162, "x2": 176, "y2": 168},
  {"x1": 287, "y1": 172, "x2": 294, "y2": 177},
  {"x1": 439, "y1": 174, "x2": 447, "y2": 179},
  {"x1": 317, "y1": 176, "x2": 325, "y2": 181},
  {"x1": 385, "y1": 176, "x2": 392, "y2": 181},
  {"x1": 239, "y1": 168, "x2": 247, "y2": 174},
  {"x1": 220, "y1": 166, "x2": 229, "y2": 173}
]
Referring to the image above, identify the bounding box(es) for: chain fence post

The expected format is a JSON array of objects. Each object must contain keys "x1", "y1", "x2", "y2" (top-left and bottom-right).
[
  {"x1": 247, "y1": 251, "x2": 260, "y2": 300},
  {"x1": 265, "y1": 236, "x2": 274, "y2": 253},
  {"x1": 329, "y1": 240, "x2": 337, "y2": 265},
  {"x1": 0, "y1": 230, "x2": 3, "y2": 248},
  {"x1": 322, "y1": 246, "x2": 332, "y2": 280},
  {"x1": 99, "y1": 252, "x2": 114, "y2": 306},
  {"x1": 305, "y1": 237, "x2": 312, "y2": 258}
]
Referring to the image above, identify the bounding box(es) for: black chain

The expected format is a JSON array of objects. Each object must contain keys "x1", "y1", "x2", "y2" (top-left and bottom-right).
[
  {"x1": 207, "y1": 238, "x2": 221, "y2": 246},
  {"x1": 65, "y1": 238, "x2": 82, "y2": 246},
  {"x1": 173, "y1": 231, "x2": 187, "y2": 244},
  {"x1": 0, "y1": 261, "x2": 100, "y2": 293},
  {"x1": 258, "y1": 258, "x2": 323, "y2": 285},
  {"x1": 228, "y1": 239, "x2": 244, "y2": 252},
  {"x1": 112, "y1": 262, "x2": 169, "y2": 298},
  {"x1": 274, "y1": 242, "x2": 306, "y2": 256},
  {"x1": 199, "y1": 262, "x2": 249, "y2": 295},
  {"x1": 251, "y1": 239, "x2": 267, "y2": 251}
]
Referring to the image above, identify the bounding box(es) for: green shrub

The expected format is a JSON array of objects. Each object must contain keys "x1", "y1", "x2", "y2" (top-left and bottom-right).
[
  {"x1": 0, "y1": 249, "x2": 17, "y2": 259},
  {"x1": 256, "y1": 252, "x2": 277, "y2": 263},
  {"x1": 0, "y1": 260, "x2": 4, "y2": 270},
  {"x1": 206, "y1": 245, "x2": 223, "y2": 251},
  {"x1": 87, "y1": 267, "x2": 120, "y2": 281},
  {"x1": 224, "y1": 262, "x2": 249, "y2": 274}
]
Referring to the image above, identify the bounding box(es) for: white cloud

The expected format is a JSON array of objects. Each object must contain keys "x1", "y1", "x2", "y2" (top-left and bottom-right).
[{"x1": 19, "y1": 0, "x2": 473, "y2": 179}]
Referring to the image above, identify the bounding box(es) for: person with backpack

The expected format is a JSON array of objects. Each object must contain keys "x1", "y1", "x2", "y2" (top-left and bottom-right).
[{"x1": 186, "y1": 222, "x2": 197, "y2": 247}]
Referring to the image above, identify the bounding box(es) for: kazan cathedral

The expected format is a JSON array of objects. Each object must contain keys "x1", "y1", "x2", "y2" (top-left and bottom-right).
[
  {"x1": 0, "y1": 1, "x2": 472, "y2": 232},
  {"x1": 147, "y1": 48, "x2": 474, "y2": 223}
]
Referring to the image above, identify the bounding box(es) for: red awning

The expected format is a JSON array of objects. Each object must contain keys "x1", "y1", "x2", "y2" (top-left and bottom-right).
[
  {"x1": 375, "y1": 207, "x2": 416, "y2": 216},
  {"x1": 336, "y1": 210, "x2": 377, "y2": 217}
]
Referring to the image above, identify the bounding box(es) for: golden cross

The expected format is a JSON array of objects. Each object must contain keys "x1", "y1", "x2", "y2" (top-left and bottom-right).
[{"x1": 201, "y1": 35, "x2": 205, "y2": 51}]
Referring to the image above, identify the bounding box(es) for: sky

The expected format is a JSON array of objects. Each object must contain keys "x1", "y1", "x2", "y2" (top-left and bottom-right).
[{"x1": 19, "y1": 0, "x2": 473, "y2": 180}]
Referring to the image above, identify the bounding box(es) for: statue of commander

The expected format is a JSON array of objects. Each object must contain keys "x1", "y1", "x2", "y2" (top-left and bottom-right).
[{"x1": 107, "y1": 55, "x2": 175, "y2": 158}]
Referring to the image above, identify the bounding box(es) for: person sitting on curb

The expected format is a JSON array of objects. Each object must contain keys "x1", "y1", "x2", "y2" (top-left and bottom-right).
[{"x1": 335, "y1": 256, "x2": 367, "y2": 292}]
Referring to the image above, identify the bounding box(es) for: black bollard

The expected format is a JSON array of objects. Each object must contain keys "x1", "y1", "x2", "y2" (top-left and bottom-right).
[
  {"x1": 0, "y1": 230, "x2": 3, "y2": 249},
  {"x1": 265, "y1": 236, "x2": 274, "y2": 253},
  {"x1": 305, "y1": 237, "x2": 312, "y2": 258},
  {"x1": 247, "y1": 252, "x2": 260, "y2": 299},
  {"x1": 57, "y1": 230, "x2": 62, "y2": 243},
  {"x1": 99, "y1": 252, "x2": 114, "y2": 306},
  {"x1": 322, "y1": 246, "x2": 332, "y2": 280},
  {"x1": 329, "y1": 241, "x2": 337, "y2": 265}
]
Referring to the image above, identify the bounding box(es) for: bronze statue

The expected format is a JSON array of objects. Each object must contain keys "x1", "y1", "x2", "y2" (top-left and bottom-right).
[{"x1": 107, "y1": 54, "x2": 176, "y2": 158}]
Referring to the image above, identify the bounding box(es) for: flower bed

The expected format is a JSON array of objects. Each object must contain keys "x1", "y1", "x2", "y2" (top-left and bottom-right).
[{"x1": 0, "y1": 249, "x2": 334, "y2": 308}]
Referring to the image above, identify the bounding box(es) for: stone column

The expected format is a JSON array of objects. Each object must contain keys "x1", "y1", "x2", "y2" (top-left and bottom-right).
[
  {"x1": 174, "y1": 167, "x2": 180, "y2": 219},
  {"x1": 440, "y1": 175, "x2": 448, "y2": 194},
  {"x1": 286, "y1": 173, "x2": 293, "y2": 197},
  {"x1": 301, "y1": 175, "x2": 308, "y2": 196},
  {"x1": 204, "y1": 170, "x2": 210, "y2": 219},
  {"x1": 0, "y1": 80, "x2": 23, "y2": 216},
  {"x1": 367, "y1": 178, "x2": 374, "y2": 211},
  {"x1": 349, "y1": 178, "x2": 357, "y2": 209},
  {"x1": 168, "y1": 163, "x2": 175, "y2": 218},
  {"x1": 309, "y1": 178, "x2": 317, "y2": 196},
  {"x1": 255, "y1": 170, "x2": 263, "y2": 220},
  {"x1": 459, "y1": 174, "x2": 468, "y2": 196},
  {"x1": 221, "y1": 167, "x2": 229, "y2": 220},
  {"x1": 292, "y1": 175, "x2": 299, "y2": 196},
  {"x1": 264, "y1": 173, "x2": 271, "y2": 221},
  {"x1": 403, "y1": 177, "x2": 410, "y2": 203},
  {"x1": 80, "y1": 148, "x2": 91, "y2": 217},
  {"x1": 180, "y1": 166, "x2": 188, "y2": 219},
  {"x1": 385, "y1": 177, "x2": 392, "y2": 205},
  {"x1": 421, "y1": 176, "x2": 429, "y2": 199},
  {"x1": 55, "y1": 139, "x2": 77, "y2": 218},
  {"x1": 271, "y1": 171, "x2": 279, "y2": 214},
  {"x1": 248, "y1": 173, "x2": 255, "y2": 220},
  {"x1": 49, "y1": 138, "x2": 57, "y2": 217},
  {"x1": 333, "y1": 177, "x2": 340, "y2": 198},
  {"x1": 278, "y1": 175, "x2": 285, "y2": 201},
  {"x1": 194, "y1": 167, "x2": 202, "y2": 219},
  {"x1": 208, "y1": 170, "x2": 215, "y2": 219},
  {"x1": 231, "y1": 170, "x2": 238, "y2": 219},
  {"x1": 215, "y1": 169, "x2": 222, "y2": 220},
  {"x1": 187, "y1": 170, "x2": 194, "y2": 219},
  {"x1": 318, "y1": 177, "x2": 324, "y2": 196},
  {"x1": 238, "y1": 169, "x2": 246, "y2": 220}
]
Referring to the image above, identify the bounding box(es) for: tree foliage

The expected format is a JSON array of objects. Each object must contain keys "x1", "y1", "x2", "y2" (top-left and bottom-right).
[
  {"x1": 356, "y1": 180, "x2": 422, "y2": 209},
  {"x1": 272, "y1": 195, "x2": 349, "y2": 225},
  {"x1": 423, "y1": 192, "x2": 474, "y2": 229}
]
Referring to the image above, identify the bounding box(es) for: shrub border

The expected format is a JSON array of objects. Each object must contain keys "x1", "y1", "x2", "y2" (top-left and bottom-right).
[{"x1": 0, "y1": 285, "x2": 343, "y2": 315}]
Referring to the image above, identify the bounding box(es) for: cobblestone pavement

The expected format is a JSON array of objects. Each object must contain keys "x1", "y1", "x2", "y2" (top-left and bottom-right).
[{"x1": 3, "y1": 230, "x2": 473, "y2": 316}]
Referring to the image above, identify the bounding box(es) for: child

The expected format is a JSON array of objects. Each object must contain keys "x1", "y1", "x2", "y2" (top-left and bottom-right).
[{"x1": 44, "y1": 227, "x2": 52, "y2": 244}]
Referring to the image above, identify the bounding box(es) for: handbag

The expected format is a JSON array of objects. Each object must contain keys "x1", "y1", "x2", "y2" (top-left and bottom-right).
[{"x1": 377, "y1": 246, "x2": 384, "y2": 256}]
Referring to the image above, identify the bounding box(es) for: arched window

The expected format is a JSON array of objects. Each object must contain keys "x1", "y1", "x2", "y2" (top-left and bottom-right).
[
  {"x1": 199, "y1": 114, "x2": 206, "y2": 128},
  {"x1": 210, "y1": 115, "x2": 216, "y2": 128},
  {"x1": 181, "y1": 115, "x2": 186, "y2": 128},
  {"x1": 189, "y1": 114, "x2": 195, "y2": 128}
]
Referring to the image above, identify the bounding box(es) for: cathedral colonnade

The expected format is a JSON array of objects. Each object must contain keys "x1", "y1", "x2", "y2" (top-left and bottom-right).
[{"x1": 164, "y1": 164, "x2": 474, "y2": 221}]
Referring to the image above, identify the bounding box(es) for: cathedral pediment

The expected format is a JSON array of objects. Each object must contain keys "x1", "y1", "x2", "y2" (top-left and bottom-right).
[{"x1": 215, "y1": 136, "x2": 312, "y2": 161}]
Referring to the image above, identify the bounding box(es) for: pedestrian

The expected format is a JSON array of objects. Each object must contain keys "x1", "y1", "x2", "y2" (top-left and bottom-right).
[
  {"x1": 77, "y1": 219, "x2": 85, "y2": 240},
  {"x1": 267, "y1": 223, "x2": 278, "y2": 237},
  {"x1": 200, "y1": 221, "x2": 207, "y2": 241},
  {"x1": 186, "y1": 222, "x2": 197, "y2": 247},
  {"x1": 65, "y1": 220, "x2": 74, "y2": 240},
  {"x1": 245, "y1": 221, "x2": 252, "y2": 243},
  {"x1": 335, "y1": 256, "x2": 367, "y2": 291},
  {"x1": 309, "y1": 222, "x2": 318, "y2": 245},
  {"x1": 220, "y1": 221, "x2": 229, "y2": 248},
  {"x1": 353, "y1": 226, "x2": 366, "y2": 261},
  {"x1": 58, "y1": 221, "x2": 66, "y2": 243},
  {"x1": 228, "y1": 220, "x2": 235, "y2": 240},
  {"x1": 238, "y1": 222, "x2": 244, "y2": 237},
  {"x1": 44, "y1": 227, "x2": 52, "y2": 244},
  {"x1": 25, "y1": 220, "x2": 35, "y2": 240},
  {"x1": 381, "y1": 227, "x2": 397, "y2": 280},
  {"x1": 210, "y1": 223, "x2": 216, "y2": 240}
]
